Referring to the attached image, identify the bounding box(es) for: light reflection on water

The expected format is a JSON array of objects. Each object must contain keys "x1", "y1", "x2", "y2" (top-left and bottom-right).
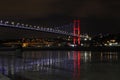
[{"x1": 0, "y1": 51, "x2": 120, "y2": 80}]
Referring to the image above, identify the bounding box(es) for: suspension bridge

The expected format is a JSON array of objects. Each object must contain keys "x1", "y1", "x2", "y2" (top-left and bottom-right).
[{"x1": 0, "y1": 20, "x2": 81, "y2": 45}]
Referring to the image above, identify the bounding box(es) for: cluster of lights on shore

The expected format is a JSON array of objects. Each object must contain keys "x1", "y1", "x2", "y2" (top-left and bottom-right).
[
  {"x1": 0, "y1": 20, "x2": 80, "y2": 36},
  {"x1": 104, "y1": 39, "x2": 119, "y2": 46}
]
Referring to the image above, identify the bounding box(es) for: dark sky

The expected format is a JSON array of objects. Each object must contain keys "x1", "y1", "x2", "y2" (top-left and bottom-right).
[{"x1": 0, "y1": 0, "x2": 120, "y2": 34}]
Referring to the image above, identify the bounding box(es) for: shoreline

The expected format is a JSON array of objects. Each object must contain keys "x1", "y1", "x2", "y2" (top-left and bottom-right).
[
  {"x1": 0, "y1": 46, "x2": 120, "y2": 52},
  {"x1": 23, "y1": 46, "x2": 120, "y2": 52}
]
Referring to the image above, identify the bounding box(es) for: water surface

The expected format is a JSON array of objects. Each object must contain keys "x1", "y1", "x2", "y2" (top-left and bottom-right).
[{"x1": 0, "y1": 51, "x2": 120, "y2": 80}]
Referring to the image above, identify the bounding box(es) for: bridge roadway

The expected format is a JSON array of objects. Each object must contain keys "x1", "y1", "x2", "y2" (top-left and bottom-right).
[{"x1": 0, "y1": 25, "x2": 72, "y2": 40}]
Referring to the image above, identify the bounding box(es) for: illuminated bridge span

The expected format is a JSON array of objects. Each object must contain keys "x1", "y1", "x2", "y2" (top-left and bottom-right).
[{"x1": 0, "y1": 20, "x2": 80, "y2": 44}]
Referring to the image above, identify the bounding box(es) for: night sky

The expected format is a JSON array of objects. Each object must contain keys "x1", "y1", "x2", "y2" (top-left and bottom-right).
[{"x1": 0, "y1": 0, "x2": 120, "y2": 34}]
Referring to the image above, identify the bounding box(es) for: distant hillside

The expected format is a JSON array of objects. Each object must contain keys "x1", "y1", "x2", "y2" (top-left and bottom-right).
[{"x1": 91, "y1": 33, "x2": 120, "y2": 46}]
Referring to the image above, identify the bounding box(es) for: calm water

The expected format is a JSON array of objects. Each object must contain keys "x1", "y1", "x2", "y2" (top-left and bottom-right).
[{"x1": 0, "y1": 50, "x2": 120, "y2": 80}]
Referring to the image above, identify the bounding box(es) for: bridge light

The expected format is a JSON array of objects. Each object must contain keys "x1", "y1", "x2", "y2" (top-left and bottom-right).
[
  {"x1": 43, "y1": 28, "x2": 45, "y2": 30},
  {"x1": 50, "y1": 28, "x2": 52, "y2": 31},
  {"x1": 25, "y1": 24, "x2": 28, "y2": 27},
  {"x1": 0, "y1": 20, "x2": 3, "y2": 23},
  {"x1": 29, "y1": 25, "x2": 32, "y2": 27},
  {"x1": 47, "y1": 28, "x2": 49, "y2": 31},
  {"x1": 16, "y1": 23, "x2": 20, "y2": 25},
  {"x1": 21, "y1": 24, "x2": 24, "y2": 26},
  {"x1": 37, "y1": 26, "x2": 40, "y2": 28},
  {"x1": 40, "y1": 27, "x2": 43, "y2": 30},
  {"x1": 5, "y1": 21, "x2": 9, "y2": 24},
  {"x1": 34, "y1": 26, "x2": 36, "y2": 28},
  {"x1": 11, "y1": 22, "x2": 15, "y2": 25}
]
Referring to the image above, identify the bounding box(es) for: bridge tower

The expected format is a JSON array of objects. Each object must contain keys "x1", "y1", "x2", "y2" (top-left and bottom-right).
[{"x1": 73, "y1": 20, "x2": 80, "y2": 45}]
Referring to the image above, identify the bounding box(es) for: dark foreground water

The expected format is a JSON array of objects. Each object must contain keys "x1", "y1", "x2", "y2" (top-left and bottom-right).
[{"x1": 0, "y1": 50, "x2": 120, "y2": 80}]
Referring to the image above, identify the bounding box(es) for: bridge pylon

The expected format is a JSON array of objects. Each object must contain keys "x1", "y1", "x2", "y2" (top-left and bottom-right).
[{"x1": 73, "y1": 20, "x2": 80, "y2": 45}]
